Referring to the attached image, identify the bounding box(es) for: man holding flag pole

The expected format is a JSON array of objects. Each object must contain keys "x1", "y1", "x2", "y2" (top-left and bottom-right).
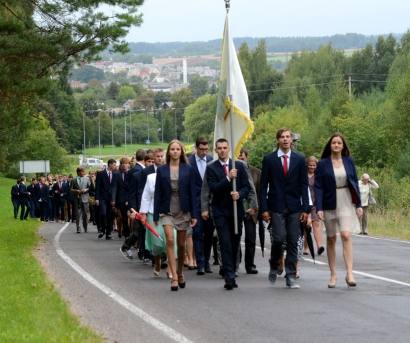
[{"x1": 205, "y1": 0, "x2": 253, "y2": 290}]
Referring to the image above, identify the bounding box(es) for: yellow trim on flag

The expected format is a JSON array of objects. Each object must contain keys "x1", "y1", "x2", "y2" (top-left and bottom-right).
[{"x1": 223, "y1": 97, "x2": 254, "y2": 158}]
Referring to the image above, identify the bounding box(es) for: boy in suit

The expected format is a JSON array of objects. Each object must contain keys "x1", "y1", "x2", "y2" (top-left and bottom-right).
[{"x1": 260, "y1": 128, "x2": 310, "y2": 289}]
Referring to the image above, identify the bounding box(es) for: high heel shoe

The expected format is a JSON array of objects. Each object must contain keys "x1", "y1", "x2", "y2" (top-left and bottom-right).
[
  {"x1": 328, "y1": 281, "x2": 336, "y2": 288},
  {"x1": 170, "y1": 279, "x2": 179, "y2": 291},
  {"x1": 345, "y1": 276, "x2": 357, "y2": 287},
  {"x1": 178, "y1": 275, "x2": 186, "y2": 289}
]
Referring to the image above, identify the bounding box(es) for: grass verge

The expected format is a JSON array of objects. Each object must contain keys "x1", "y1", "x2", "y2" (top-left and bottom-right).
[
  {"x1": 0, "y1": 177, "x2": 103, "y2": 343},
  {"x1": 368, "y1": 210, "x2": 410, "y2": 240}
]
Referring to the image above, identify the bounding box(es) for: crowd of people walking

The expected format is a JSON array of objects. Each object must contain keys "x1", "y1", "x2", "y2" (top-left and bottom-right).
[{"x1": 11, "y1": 129, "x2": 378, "y2": 291}]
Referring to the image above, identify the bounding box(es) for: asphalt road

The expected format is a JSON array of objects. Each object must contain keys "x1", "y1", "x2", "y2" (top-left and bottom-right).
[{"x1": 38, "y1": 222, "x2": 410, "y2": 343}]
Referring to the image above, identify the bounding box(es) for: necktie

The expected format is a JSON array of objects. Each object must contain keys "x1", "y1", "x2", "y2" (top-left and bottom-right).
[
  {"x1": 199, "y1": 158, "x2": 206, "y2": 179},
  {"x1": 282, "y1": 155, "x2": 288, "y2": 176},
  {"x1": 122, "y1": 173, "x2": 125, "y2": 182},
  {"x1": 223, "y1": 163, "x2": 229, "y2": 177}
]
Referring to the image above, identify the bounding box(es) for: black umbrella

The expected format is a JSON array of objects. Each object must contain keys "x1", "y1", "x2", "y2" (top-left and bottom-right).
[
  {"x1": 259, "y1": 219, "x2": 268, "y2": 257},
  {"x1": 301, "y1": 221, "x2": 315, "y2": 263}
]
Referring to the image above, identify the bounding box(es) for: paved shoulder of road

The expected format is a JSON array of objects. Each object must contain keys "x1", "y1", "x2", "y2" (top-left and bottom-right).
[{"x1": 37, "y1": 223, "x2": 410, "y2": 343}]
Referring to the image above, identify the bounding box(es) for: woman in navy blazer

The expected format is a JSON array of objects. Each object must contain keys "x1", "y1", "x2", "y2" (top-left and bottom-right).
[
  {"x1": 315, "y1": 133, "x2": 362, "y2": 288},
  {"x1": 154, "y1": 140, "x2": 197, "y2": 291}
]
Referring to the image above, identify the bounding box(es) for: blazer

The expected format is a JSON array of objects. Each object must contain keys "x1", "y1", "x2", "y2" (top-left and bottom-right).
[
  {"x1": 153, "y1": 163, "x2": 196, "y2": 222},
  {"x1": 11, "y1": 184, "x2": 19, "y2": 199},
  {"x1": 314, "y1": 156, "x2": 361, "y2": 211},
  {"x1": 36, "y1": 183, "x2": 49, "y2": 203},
  {"x1": 206, "y1": 159, "x2": 251, "y2": 219},
  {"x1": 137, "y1": 164, "x2": 157, "y2": 206},
  {"x1": 260, "y1": 150, "x2": 310, "y2": 214},
  {"x1": 111, "y1": 171, "x2": 129, "y2": 204},
  {"x1": 52, "y1": 181, "x2": 68, "y2": 199},
  {"x1": 188, "y1": 154, "x2": 213, "y2": 213},
  {"x1": 18, "y1": 183, "x2": 30, "y2": 200},
  {"x1": 128, "y1": 169, "x2": 144, "y2": 211},
  {"x1": 95, "y1": 170, "x2": 116, "y2": 202}
]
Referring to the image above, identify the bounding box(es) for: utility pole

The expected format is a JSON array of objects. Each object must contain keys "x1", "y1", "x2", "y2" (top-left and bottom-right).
[
  {"x1": 82, "y1": 111, "x2": 86, "y2": 161},
  {"x1": 129, "y1": 111, "x2": 132, "y2": 146},
  {"x1": 98, "y1": 110, "x2": 101, "y2": 158},
  {"x1": 111, "y1": 110, "x2": 114, "y2": 147},
  {"x1": 124, "y1": 117, "x2": 127, "y2": 154},
  {"x1": 348, "y1": 75, "x2": 352, "y2": 99}
]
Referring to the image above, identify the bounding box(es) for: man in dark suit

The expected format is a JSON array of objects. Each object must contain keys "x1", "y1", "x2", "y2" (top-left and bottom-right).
[
  {"x1": 189, "y1": 137, "x2": 214, "y2": 275},
  {"x1": 96, "y1": 159, "x2": 117, "y2": 240},
  {"x1": 18, "y1": 176, "x2": 31, "y2": 220},
  {"x1": 112, "y1": 157, "x2": 131, "y2": 238},
  {"x1": 122, "y1": 149, "x2": 164, "y2": 259},
  {"x1": 11, "y1": 179, "x2": 20, "y2": 219},
  {"x1": 36, "y1": 176, "x2": 49, "y2": 221},
  {"x1": 238, "y1": 148, "x2": 260, "y2": 274},
  {"x1": 52, "y1": 175, "x2": 68, "y2": 222},
  {"x1": 260, "y1": 128, "x2": 310, "y2": 289},
  {"x1": 206, "y1": 138, "x2": 251, "y2": 290},
  {"x1": 27, "y1": 178, "x2": 39, "y2": 218}
]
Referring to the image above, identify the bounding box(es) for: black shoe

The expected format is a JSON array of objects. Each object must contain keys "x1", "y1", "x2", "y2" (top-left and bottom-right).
[
  {"x1": 205, "y1": 266, "x2": 213, "y2": 273},
  {"x1": 246, "y1": 268, "x2": 258, "y2": 275},
  {"x1": 98, "y1": 233, "x2": 104, "y2": 239},
  {"x1": 84, "y1": 227, "x2": 87, "y2": 233},
  {"x1": 76, "y1": 230, "x2": 80, "y2": 234},
  {"x1": 171, "y1": 280, "x2": 179, "y2": 291},
  {"x1": 269, "y1": 269, "x2": 277, "y2": 284},
  {"x1": 286, "y1": 277, "x2": 300, "y2": 289},
  {"x1": 178, "y1": 276, "x2": 186, "y2": 288},
  {"x1": 106, "y1": 235, "x2": 112, "y2": 240},
  {"x1": 363, "y1": 232, "x2": 368, "y2": 235},
  {"x1": 224, "y1": 279, "x2": 234, "y2": 290},
  {"x1": 317, "y1": 246, "x2": 325, "y2": 256},
  {"x1": 219, "y1": 268, "x2": 225, "y2": 278},
  {"x1": 197, "y1": 268, "x2": 205, "y2": 275}
]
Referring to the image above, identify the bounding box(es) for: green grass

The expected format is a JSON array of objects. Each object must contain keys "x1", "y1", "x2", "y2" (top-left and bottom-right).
[
  {"x1": 0, "y1": 177, "x2": 103, "y2": 343},
  {"x1": 84, "y1": 143, "x2": 170, "y2": 157},
  {"x1": 368, "y1": 210, "x2": 410, "y2": 240}
]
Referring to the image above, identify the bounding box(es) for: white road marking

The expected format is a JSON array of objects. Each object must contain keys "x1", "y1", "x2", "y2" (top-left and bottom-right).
[
  {"x1": 54, "y1": 223, "x2": 193, "y2": 343},
  {"x1": 353, "y1": 234, "x2": 410, "y2": 245},
  {"x1": 254, "y1": 243, "x2": 410, "y2": 287}
]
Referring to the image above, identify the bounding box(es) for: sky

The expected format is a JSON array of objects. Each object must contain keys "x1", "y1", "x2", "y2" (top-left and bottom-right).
[{"x1": 125, "y1": 0, "x2": 410, "y2": 42}]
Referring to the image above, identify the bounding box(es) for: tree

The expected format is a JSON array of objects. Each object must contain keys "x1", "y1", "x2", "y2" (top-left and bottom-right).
[
  {"x1": 171, "y1": 88, "x2": 194, "y2": 140},
  {"x1": 118, "y1": 85, "x2": 137, "y2": 104},
  {"x1": 183, "y1": 94, "x2": 217, "y2": 142},
  {"x1": 189, "y1": 74, "x2": 209, "y2": 98},
  {"x1": 0, "y1": 0, "x2": 144, "y2": 173},
  {"x1": 70, "y1": 65, "x2": 105, "y2": 82},
  {"x1": 107, "y1": 82, "x2": 120, "y2": 100}
]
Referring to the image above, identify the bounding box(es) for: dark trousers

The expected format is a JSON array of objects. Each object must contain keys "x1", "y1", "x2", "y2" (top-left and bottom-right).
[
  {"x1": 123, "y1": 220, "x2": 143, "y2": 249},
  {"x1": 270, "y1": 211, "x2": 300, "y2": 279},
  {"x1": 237, "y1": 215, "x2": 257, "y2": 271},
  {"x1": 12, "y1": 198, "x2": 20, "y2": 219},
  {"x1": 66, "y1": 199, "x2": 76, "y2": 222},
  {"x1": 117, "y1": 203, "x2": 130, "y2": 238},
  {"x1": 99, "y1": 200, "x2": 113, "y2": 237},
  {"x1": 214, "y1": 214, "x2": 242, "y2": 281},
  {"x1": 19, "y1": 199, "x2": 30, "y2": 220},
  {"x1": 29, "y1": 199, "x2": 37, "y2": 218},
  {"x1": 38, "y1": 200, "x2": 47, "y2": 221},
  {"x1": 47, "y1": 197, "x2": 55, "y2": 221},
  {"x1": 54, "y1": 198, "x2": 66, "y2": 221},
  {"x1": 193, "y1": 217, "x2": 215, "y2": 269}
]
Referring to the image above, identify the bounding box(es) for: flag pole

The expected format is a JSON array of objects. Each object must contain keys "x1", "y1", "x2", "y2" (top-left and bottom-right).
[
  {"x1": 229, "y1": 94, "x2": 239, "y2": 235},
  {"x1": 225, "y1": 0, "x2": 238, "y2": 234}
]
